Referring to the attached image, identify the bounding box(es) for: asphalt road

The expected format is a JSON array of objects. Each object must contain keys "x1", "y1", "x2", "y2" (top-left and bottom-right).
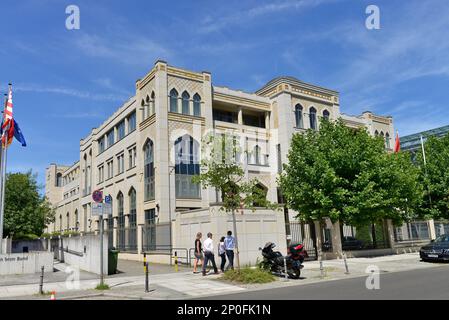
[{"x1": 200, "y1": 264, "x2": 449, "y2": 300}]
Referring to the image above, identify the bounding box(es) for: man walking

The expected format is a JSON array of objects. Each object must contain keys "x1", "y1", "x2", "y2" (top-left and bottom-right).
[
  {"x1": 202, "y1": 232, "x2": 218, "y2": 276},
  {"x1": 224, "y1": 230, "x2": 235, "y2": 270}
]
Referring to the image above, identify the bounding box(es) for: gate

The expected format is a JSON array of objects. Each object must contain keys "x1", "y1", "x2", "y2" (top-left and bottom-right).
[{"x1": 286, "y1": 221, "x2": 317, "y2": 260}]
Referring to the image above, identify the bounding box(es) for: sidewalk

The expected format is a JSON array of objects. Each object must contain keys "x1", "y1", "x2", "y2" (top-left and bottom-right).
[{"x1": 1, "y1": 253, "x2": 447, "y2": 300}]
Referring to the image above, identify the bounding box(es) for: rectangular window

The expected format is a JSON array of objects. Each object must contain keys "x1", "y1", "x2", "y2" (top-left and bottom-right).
[
  {"x1": 107, "y1": 130, "x2": 114, "y2": 148},
  {"x1": 117, "y1": 121, "x2": 125, "y2": 141},
  {"x1": 117, "y1": 154, "x2": 124, "y2": 174},
  {"x1": 98, "y1": 165, "x2": 104, "y2": 183},
  {"x1": 98, "y1": 136, "x2": 105, "y2": 153},
  {"x1": 213, "y1": 109, "x2": 238, "y2": 123},
  {"x1": 128, "y1": 147, "x2": 136, "y2": 169},
  {"x1": 128, "y1": 111, "x2": 136, "y2": 133},
  {"x1": 107, "y1": 160, "x2": 114, "y2": 179}
]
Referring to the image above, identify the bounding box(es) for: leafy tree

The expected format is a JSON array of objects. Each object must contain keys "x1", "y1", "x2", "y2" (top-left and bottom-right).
[
  {"x1": 415, "y1": 134, "x2": 449, "y2": 220},
  {"x1": 279, "y1": 120, "x2": 422, "y2": 246},
  {"x1": 192, "y1": 133, "x2": 277, "y2": 270},
  {"x1": 3, "y1": 171, "x2": 54, "y2": 239}
]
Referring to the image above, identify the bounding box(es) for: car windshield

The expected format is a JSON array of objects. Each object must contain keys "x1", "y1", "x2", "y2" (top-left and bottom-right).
[{"x1": 434, "y1": 235, "x2": 449, "y2": 243}]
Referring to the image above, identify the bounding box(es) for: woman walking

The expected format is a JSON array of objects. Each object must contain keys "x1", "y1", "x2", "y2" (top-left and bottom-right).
[
  {"x1": 193, "y1": 232, "x2": 203, "y2": 274},
  {"x1": 218, "y1": 236, "x2": 227, "y2": 273}
]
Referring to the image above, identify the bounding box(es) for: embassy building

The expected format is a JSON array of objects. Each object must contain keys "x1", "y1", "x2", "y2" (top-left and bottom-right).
[{"x1": 45, "y1": 60, "x2": 396, "y2": 264}]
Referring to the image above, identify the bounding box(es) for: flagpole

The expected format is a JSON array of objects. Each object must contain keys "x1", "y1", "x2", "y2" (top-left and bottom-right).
[
  {"x1": 0, "y1": 90, "x2": 8, "y2": 253},
  {"x1": 420, "y1": 135, "x2": 433, "y2": 208}
]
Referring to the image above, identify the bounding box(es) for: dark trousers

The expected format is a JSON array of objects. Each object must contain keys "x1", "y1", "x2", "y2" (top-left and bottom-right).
[
  {"x1": 219, "y1": 253, "x2": 226, "y2": 271},
  {"x1": 203, "y1": 251, "x2": 218, "y2": 274},
  {"x1": 225, "y1": 250, "x2": 234, "y2": 270}
]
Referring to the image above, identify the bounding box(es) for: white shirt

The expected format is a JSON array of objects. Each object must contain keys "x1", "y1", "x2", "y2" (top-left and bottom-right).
[{"x1": 203, "y1": 238, "x2": 214, "y2": 253}]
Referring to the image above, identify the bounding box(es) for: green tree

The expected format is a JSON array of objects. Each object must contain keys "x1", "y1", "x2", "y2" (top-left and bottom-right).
[
  {"x1": 3, "y1": 171, "x2": 54, "y2": 239},
  {"x1": 192, "y1": 133, "x2": 277, "y2": 270},
  {"x1": 416, "y1": 134, "x2": 449, "y2": 220},
  {"x1": 279, "y1": 120, "x2": 422, "y2": 246}
]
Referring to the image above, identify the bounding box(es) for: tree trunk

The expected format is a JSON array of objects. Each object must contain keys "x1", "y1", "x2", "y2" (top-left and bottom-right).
[
  {"x1": 232, "y1": 209, "x2": 240, "y2": 271},
  {"x1": 371, "y1": 223, "x2": 377, "y2": 249}
]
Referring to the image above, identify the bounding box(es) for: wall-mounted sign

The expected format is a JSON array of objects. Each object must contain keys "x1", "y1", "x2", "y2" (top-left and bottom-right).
[{"x1": 92, "y1": 190, "x2": 103, "y2": 203}]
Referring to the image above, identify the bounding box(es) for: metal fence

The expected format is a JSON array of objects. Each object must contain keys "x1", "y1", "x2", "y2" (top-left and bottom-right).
[
  {"x1": 434, "y1": 220, "x2": 449, "y2": 237},
  {"x1": 116, "y1": 226, "x2": 138, "y2": 252},
  {"x1": 142, "y1": 222, "x2": 171, "y2": 253},
  {"x1": 394, "y1": 221, "x2": 430, "y2": 242},
  {"x1": 341, "y1": 222, "x2": 389, "y2": 250},
  {"x1": 286, "y1": 222, "x2": 317, "y2": 260}
]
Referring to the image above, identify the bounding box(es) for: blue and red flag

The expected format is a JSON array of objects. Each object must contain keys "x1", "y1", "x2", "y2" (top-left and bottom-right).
[{"x1": 0, "y1": 85, "x2": 26, "y2": 147}]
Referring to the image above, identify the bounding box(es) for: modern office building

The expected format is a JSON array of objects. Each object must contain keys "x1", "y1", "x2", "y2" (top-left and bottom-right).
[{"x1": 45, "y1": 60, "x2": 395, "y2": 264}]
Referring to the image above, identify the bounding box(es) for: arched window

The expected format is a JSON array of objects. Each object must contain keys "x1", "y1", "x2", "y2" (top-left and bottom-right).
[
  {"x1": 253, "y1": 183, "x2": 268, "y2": 207},
  {"x1": 128, "y1": 188, "x2": 137, "y2": 251},
  {"x1": 150, "y1": 91, "x2": 156, "y2": 115},
  {"x1": 56, "y1": 173, "x2": 62, "y2": 187},
  {"x1": 145, "y1": 95, "x2": 150, "y2": 119},
  {"x1": 175, "y1": 135, "x2": 200, "y2": 199},
  {"x1": 141, "y1": 99, "x2": 146, "y2": 120},
  {"x1": 323, "y1": 110, "x2": 330, "y2": 121},
  {"x1": 380, "y1": 131, "x2": 384, "y2": 137},
  {"x1": 385, "y1": 132, "x2": 391, "y2": 149},
  {"x1": 74, "y1": 210, "x2": 79, "y2": 231},
  {"x1": 117, "y1": 192, "x2": 125, "y2": 250},
  {"x1": 59, "y1": 214, "x2": 62, "y2": 232},
  {"x1": 107, "y1": 198, "x2": 114, "y2": 249},
  {"x1": 193, "y1": 93, "x2": 201, "y2": 117},
  {"x1": 182, "y1": 91, "x2": 190, "y2": 115},
  {"x1": 169, "y1": 89, "x2": 178, "y2": 113},
  {"x1": 309, "y1": 107, "x2": 317, "y2": 130},
  {"x1": 374, "y1": 130, "x2": 379, "y2": 136},
  {"x1": 295, "y1": 104, "x2": 303, "y2": 129},
  {"x1": 66, "y1": 212, "x2": 70, "y2": 231},
  {"x1": 144, "y1": 139, "x2": 155, "y2": 201}
]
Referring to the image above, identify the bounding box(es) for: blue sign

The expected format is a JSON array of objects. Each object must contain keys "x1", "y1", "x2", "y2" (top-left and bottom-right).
[{"x1": 105, "y1": 195, "x2": 112, "y2": 204}]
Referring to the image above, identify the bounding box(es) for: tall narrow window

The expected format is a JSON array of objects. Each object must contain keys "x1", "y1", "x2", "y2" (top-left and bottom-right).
[
  {"x1": 170, "y1": 89, "x2": 178, "y2": 113},
  {"x1": 385, "y1": 132, "x2": 391, "y2": 149},
  {"x1": 323, "y1": 110, "x2": 330, "y2": 121},
  {"x1": 128, "y1": 111, "x2": 136, "y2": 133},
  {"x1": 117, "y1": 192, "x2": 125, "y2": 251},
  {"x1": 182, "y1": 91, "x2": 190, "y2": 115},
  {"x1": 193, "y1": 93, "x2": 201, "y2": 117},
  {"x1": 254, "y1": 145, "x2": 261, "y2": 165},
  {"x1": 175, "y1": 135, "x2": 201, "y2": 199},
  {"x1": 107, "y1": 129, "x2": 114, "y2": 148},
  {"x1": 128, "y1": 188, "x2": 137, "y2": 251},
  {"x1": 144, "y1": 139, "x2": 155, "y2": 201},
  {"x1": 295, "y1": 104, "x2": 303, "y2": 128},
  {"x1": 117, "y1": 120, "x2": 125, "y2": 141},
  {"x1": 66, "y1": 212, "x2": 70, "y2": 231},
  {"x1": 150, "y1": 91, "x2": 156, "y2": 115},
  {"x1": 309, "y1": 107, "x2": 317, "y2": 130}
]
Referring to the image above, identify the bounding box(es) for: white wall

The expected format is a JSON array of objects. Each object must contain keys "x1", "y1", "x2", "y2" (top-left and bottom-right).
[
  {"x1": 59, "y1": 234, "x2": 108, "y2": 275},
  {"x1": 174, "y1": 206, "x2": 287, "y2": 266},
  {"x1": 0, "y1": 252, "x2": 53, "y2": 275}
]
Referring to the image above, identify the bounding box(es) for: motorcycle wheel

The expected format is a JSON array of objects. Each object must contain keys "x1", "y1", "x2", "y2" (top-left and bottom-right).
[{"x1": 287, "y1": 268, "x2": 301, "y2": 279}]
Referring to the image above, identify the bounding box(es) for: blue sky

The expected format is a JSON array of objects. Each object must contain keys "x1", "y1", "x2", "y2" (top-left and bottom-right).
[{"x1": 2, "y1": 0, "x2": 449, "y2": 188}]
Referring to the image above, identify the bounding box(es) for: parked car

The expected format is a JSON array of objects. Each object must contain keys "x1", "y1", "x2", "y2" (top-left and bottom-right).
[
  {"x1": 420, "y1": 234, "x2": 449, "y2": 262},
  {"x1": 342, "y1": 236, "x2": 364, "y2": 250}
]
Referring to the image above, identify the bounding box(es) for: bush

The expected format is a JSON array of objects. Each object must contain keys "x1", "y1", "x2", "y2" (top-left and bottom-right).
[
  {"x1": 222, "y1": 267, "x2": 275, "y2": 284},
  {"x1": 13, "y1": 233, "x2": 39, "y2": 240}
]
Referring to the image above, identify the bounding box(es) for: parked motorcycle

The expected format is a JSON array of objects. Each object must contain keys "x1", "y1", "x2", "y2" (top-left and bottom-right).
[{"x1": 258, "y1": 242, "x2": 308, "y2": 279}]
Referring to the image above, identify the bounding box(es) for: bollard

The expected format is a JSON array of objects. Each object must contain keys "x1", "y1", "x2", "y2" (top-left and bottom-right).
[
  {"x1": 283, "y1": 256, "x2": 288, "y2": 281},
  {"x1": 145, "y1": 262, "x2": 149, "y2": 293},
  {"x1": 39, "y1": 266, "x2": 44, "y2": 295},
  {"x1": 320, "y1": 260, "x2": 324, "y2": 278},
  {"x1": 174, "y1": 251, "x2": 179, "y2": 272},
  {"x1": 50, "y1": 291, "x2": 56, "y2": 300},
  {"x1": 343, "y1": 252, "x2": 350, "y2": 274},
  {"x1": 143, "y1": 253, "x2": 147, "y2": 273}
]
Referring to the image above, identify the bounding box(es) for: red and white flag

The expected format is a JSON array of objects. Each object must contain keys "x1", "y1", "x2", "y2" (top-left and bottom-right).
[{"x1": 1, "y1": 85, "x2": 15, "y2": 148}]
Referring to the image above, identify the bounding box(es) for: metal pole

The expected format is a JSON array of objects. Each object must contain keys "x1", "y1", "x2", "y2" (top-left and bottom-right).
[
  {"x1": 0, "y1": 146, "x2": 7, "y2": 253},
  {"x1": 145, "y1": 262, "x2": 149, "y2": 293},
  {"x1": 283, "y1": 256, "x2": 288, "y2": 281},
  {"x1": 39, "y1": 266, "x2": 45, "y2": 294},
  {"x1": 343, "y1": 252, "x2": 350, "y2": 274},
  {"x1": 99, "y1": 215, "x2": 104, "y2": 286},
  {"x1": 232, "y1": 209, "x2": 241, "y2": 271},
  {"x1": 174, "y1": 251, "x2": 178, "y2": 272}
]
